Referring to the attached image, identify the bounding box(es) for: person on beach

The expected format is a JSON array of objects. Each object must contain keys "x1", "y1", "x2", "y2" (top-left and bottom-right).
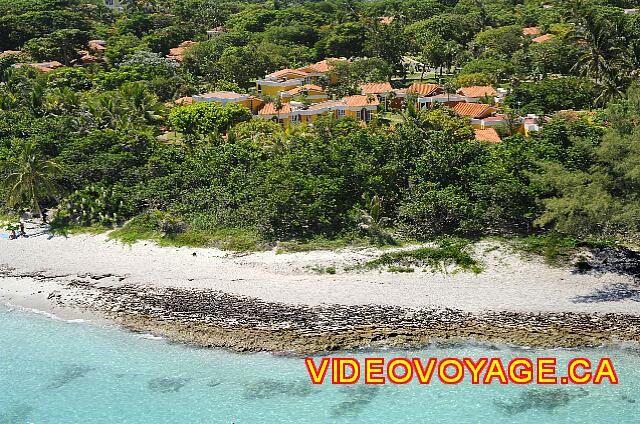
[
  {"x1": 19, "y1": 222, "x2": 25, "y2": 236},
  {"x1": 41, "y1": 210, "x2": 48, "y2": 224},
  {"x1": 9, "y1": 229, "x2": 16, "y2": 240}
]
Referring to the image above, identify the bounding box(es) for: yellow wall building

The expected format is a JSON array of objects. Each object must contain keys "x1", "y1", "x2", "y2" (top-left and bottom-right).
[{"x1": 192, "y1": 91, "x2": 263, "y2": 114}]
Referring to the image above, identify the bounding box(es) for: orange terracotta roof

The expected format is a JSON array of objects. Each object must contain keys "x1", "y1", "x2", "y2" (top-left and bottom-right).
[
  {"x1": 379, "y1": 16, "x2": 395, "y2": 24},
  {"x1": 167, "y1": 41, "x2": 198, "y2": 62},
  {"x1": 29, "y1": 61, "x2": 63, "y2": 73},
  {"x1": 259, "y1": 102, "x2": 292, "y2": 115},
  {"x1": 306, "y1": 100, "x2": 344, "y2": 112},
  {"x1": 197, "y1": 91, "x2": 246, "y2": 100},
  {"x1": 88, "y1": 40, "x2": 106, "y2": 51},
  {"x1": 174, "y1": 96, "x2": 193, "y2": 105},
  {"x1": 80, "y1": 54, "x2": 98, "y2": 63},
  {"x1": 268, "y1": 68, "x2": 308, "y2": 78},
  {"x1": 406, "y1": 83, "x2": 441, "y2": 96},
  {"x1": 303, "y1": 58, "x2": 344, "y2": 73},
  {"x1": 474, "y1": 128, "x2": 501, "y2": 143},
  {"x1": 457, "y1": 86, "x2": 497, "y2": 98},
  {"x1": 342, "y1": 95, "x2": 380, "y2": 107},
  {"x1": 532, "y1": 34, "x2": 554, "y2": 43},
  {"x1": 522, "y1": 27, "x2": 541, "y2": 36},
  {"x1": 453, "y1": 102, "x2": 494, "y2": 118},
  {"x1": 360, "y1": 82, "x2": 393, "y2": 95},
  {"x1": 286, "y1": 84, "x2": 325, "y2": 96}
]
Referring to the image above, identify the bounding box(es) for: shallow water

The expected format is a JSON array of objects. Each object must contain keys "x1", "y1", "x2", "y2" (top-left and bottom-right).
[{"x1": 0, "y1": 307, "x2": 638, "y2": 423}]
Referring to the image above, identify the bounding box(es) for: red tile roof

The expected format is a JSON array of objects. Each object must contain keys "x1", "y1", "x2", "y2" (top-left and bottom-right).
[
  {"x1": 474, "y1": 128, "x2": 501, "y2": 143},
  {"x1": 457, "y1": 86, "x2": 497, "y2": 98},
  {"x1": 453, "y1": 102, "x2": 494, "y2": 118},
  {"x1": 259, "y1": 102, "x2": 292, "y2": 115},
  {"x1": 406, "y1": 83, "x2": 441, "y2": 96},
  {"x1": 343, "y1": 95, "x2": 380, "y2": 107},
  {"x1": 360, "y1": 82, "x2": 393, "y2": 95},
  {"x1": 522, "y1": 27, "x2": 541, "y2": 36},
  {"x1": 532, "y1": 34, "x2": 554, "y2": 43},
  {"x1": 379, "y1": 16, "x2": 395, "y2": 25}
]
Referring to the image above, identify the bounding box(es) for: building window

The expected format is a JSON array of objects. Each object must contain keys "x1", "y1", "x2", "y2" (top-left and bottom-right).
[
  {"x1": 356, "y1": 110, "x2": 362, "y2": 120},
  {"x1": 291, "y1": 114, "x2": 299, "y2": 123},
  {"x1": 337, "y1": 109, "x2": 345, "y2": 118}
]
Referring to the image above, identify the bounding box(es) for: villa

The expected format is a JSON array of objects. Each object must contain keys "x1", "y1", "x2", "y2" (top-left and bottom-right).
[
  {"x1": 168, "y1": 56, "x2": 540, "y2": 135},
  {"x1": 258, "y1": 95, "x2": 379, "y2": 126},
  {"x1": 256, "y1": 59, "x2": 344, "y2": 96},
  {"x1": 280, "y1": 84, "x2": 329, "y2": 104}
]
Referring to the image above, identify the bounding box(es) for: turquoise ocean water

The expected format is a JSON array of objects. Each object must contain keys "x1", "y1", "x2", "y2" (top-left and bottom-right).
[{"x1": 0, "y1": 306, "x2": 639, "y2": 424}]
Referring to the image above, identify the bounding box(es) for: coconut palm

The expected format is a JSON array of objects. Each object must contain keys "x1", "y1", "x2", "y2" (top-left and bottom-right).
[
  {"x1": 2, "y1": 140, "x2": 62, "y2": 218},
  {"x1": 571, "y1": 11, "x2": 626, "y2": 84}
]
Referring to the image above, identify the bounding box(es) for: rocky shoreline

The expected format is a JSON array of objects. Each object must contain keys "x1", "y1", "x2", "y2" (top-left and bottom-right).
[
  {"x1": 2, "y1": 235, "x2": 640, "y2": 354},
  {"x1": 40, "y1": 277, "x2": 640, "y2": 354}
]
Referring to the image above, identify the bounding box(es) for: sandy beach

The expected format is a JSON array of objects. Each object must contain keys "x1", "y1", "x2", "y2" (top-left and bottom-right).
[{"x1": 1, "y1": 230, "x2": 639, "y2": 352}]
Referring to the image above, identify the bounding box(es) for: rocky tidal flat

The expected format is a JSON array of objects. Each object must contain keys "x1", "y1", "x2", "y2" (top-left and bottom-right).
[{"x1": 36, "y1": 276, "x2": 640, "y2": 354}]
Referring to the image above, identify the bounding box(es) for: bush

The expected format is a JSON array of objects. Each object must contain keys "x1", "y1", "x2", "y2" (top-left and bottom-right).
[{"x1": 54, "y1": 184, "x2": 135, "y2": 227}]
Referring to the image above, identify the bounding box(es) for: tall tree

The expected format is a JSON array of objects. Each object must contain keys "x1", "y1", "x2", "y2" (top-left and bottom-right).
[{"x1": 2, "y1": 140, "x2": 62, "y2": 217}]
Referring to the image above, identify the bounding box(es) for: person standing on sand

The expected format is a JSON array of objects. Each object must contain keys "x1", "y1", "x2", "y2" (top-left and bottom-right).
[
  {"x1": 19, "y1": 222, "x2": 25, "y2": 236},
  {"x1": 41, "y1": 210, "x2": 48, "y2": 224},
  {"x1": 9, "y1": 229, "x2": 16, "y2": 240}
]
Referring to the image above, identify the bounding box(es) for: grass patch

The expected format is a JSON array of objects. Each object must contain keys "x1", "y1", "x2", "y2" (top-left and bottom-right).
[
  {"x1": 510, "y1": 234, "x2": 619, "y2": 266},
  {"x1": 108, "y1": 213, "x2": 269, "y2": 252},
  {"x1": 276, "y1": 232, "x2": 401, "y2": 254},
  {"x1": 362, "y1": 239, "x2": 482, "y2": 274},
  {"x1": 308, "y1": 265, "x2": 337, "y2": 274},
  {"x1": 387, "y1": 265, "x2": 415, "y2": 273},
  {"x1": 162, "y1": 228, "x2": 268, "y2": 251},
  {"x1": 0, "y1": 212, "x2": 18, "y2": 223}
]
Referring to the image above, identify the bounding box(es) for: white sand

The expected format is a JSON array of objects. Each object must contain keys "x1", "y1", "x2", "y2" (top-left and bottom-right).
[{"x1": 1, "y1": 232, "x2": 639, "y2": 316}]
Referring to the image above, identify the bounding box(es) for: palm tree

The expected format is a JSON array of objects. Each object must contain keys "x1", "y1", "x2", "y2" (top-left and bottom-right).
[
  {"x1": 2, "y1": 140, "x2": 62, "y2": 218},
  {"x1": 571, "y1": 11, "x2": 627, "y2": 84}
]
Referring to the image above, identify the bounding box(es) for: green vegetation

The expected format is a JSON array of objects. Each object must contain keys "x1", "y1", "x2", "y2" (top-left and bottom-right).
[
  {"x1": 363, "y1": 240, "x2": 482, "y2": 274},
  {"x1": 0, "y1": 0, "x2": 640, "y2": 259},
  {"x1": 108, "y1": 212, "x2": 267, "y2": 251},
  {"x1": 510, "y1": 234, "x2": 618, "y2": 266},
  {"x1": 387, "y1": 265, "x2": 415, "y2": 273},
  {"x1": 309, "y1": 265, "x2": 337, "y2": 275}
]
